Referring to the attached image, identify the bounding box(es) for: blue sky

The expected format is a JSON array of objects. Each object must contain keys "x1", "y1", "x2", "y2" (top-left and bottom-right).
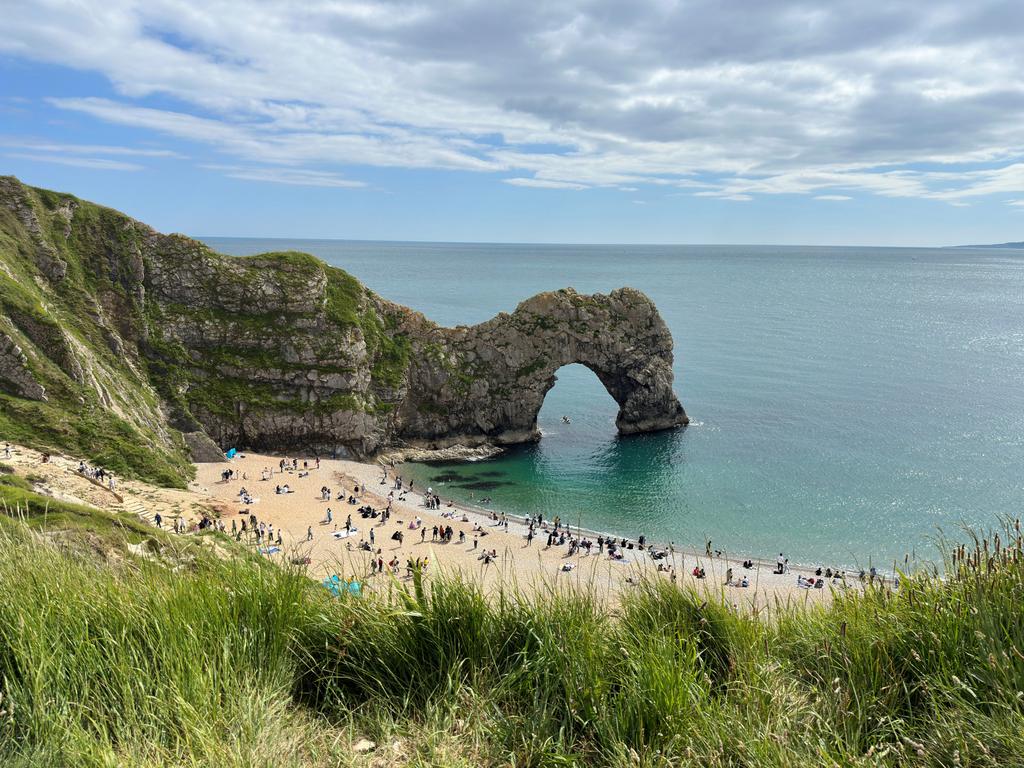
[{"x1": 3, "y1": 1, "x2": 1024, "y2": 246}]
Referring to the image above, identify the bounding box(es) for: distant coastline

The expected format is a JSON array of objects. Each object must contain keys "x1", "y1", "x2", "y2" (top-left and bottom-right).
[{"x1": 951, "y1": 241, "x2": 1024, "y2": 249}]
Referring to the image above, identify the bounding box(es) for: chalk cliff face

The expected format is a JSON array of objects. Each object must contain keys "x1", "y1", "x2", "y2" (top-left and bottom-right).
[{"x1": 0, "y1": 176, "x2": 687, "y2": 485}]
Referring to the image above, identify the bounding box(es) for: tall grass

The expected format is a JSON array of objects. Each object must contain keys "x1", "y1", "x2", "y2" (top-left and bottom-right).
[{"x1": 0, "y1": 513, "x2": 1022, "y2": 766}]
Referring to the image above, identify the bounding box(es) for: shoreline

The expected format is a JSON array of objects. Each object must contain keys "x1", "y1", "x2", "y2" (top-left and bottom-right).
[
  {"x1": 398, "y1": 457, "x2": 903, "y2": 579},
  {"x1": 1, "y1": 443, "x2": 881, "y2": 609},
  {"x1": 193, "y1": 452, "x2": 871, "y2": 608}
]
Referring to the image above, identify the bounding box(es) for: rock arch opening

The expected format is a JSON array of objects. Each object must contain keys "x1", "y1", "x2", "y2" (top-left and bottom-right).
[{"x1": 537, "y1": 363, "x2": 620, "y2": 436}]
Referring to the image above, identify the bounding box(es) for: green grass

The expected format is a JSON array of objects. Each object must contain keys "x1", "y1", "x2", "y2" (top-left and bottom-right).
[
  {"x1": 0, "y1": 512, "x2": 1022, "y2": 766},
  {"x1": 0, "y1": 474, "x2": 168, "y2": 548},
  {"x1": 0, "y1": 395, "x2": 193, "y2": 488}
]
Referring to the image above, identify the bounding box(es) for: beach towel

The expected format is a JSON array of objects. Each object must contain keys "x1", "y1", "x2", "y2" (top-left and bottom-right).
[
  {"x1": 259, "y1": 546, "x2": 281, "y2": 555},
  {"x1": 332, "y1": 528, "x2": 359, "y2": 539}
]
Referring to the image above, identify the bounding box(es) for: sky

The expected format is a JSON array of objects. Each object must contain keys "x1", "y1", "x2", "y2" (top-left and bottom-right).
[{"x1": 2, "y1": 1, "x2": 1024, "y2": 246}]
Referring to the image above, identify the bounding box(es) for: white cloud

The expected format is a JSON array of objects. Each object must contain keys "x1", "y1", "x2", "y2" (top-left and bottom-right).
[
  {"x1": 203, "y1": 164, "x2": 365, "y2": 188},
  {"x1": 0, "y1": 137, "x2": 181, "y2": 157},
  {"x1": 815, "y1": 194, "x2": 852, "y2": 201},
  {"x1": 504, "y1": 177, "x2": 587, "y2": 190},
  {"x1": 4, "y1": 152, "x2": 143, "y2": 171},
  {"x1": 4, "y1": 1, "x2": 1024, "y2": 198}
]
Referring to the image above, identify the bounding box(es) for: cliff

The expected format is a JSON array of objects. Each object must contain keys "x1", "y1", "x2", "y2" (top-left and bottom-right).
[{"x1": 0, "y1": 177, "x2": 687, "y2": 485}]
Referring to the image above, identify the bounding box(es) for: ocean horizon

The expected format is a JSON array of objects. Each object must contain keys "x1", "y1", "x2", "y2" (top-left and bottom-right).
[{"x1": 205, "y1": 236, "x2": 1024, "y2": 570}]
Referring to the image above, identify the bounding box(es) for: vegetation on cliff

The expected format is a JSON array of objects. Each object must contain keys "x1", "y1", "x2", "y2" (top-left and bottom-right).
[
  {"x1": 0, "y1": 184, "x2": 194, "y2": 486},
  {"x1": 0, "y1": 500, "x2": 1021, "y2": 766},
  {"x1": 0, "y1": 177, "x2": 419, "y2": 482}
]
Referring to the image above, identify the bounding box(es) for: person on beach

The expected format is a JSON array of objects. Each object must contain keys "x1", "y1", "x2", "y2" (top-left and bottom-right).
[
  {"x1": 307, "y1": 525, "x2": 313, "y2": 541},
  {"x1": 154, "y1": 512, "x2": 162, "y2": 529}
]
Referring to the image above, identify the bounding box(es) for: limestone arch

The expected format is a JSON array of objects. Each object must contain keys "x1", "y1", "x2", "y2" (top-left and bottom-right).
[{"x1": 399, "y1": 287, "x2": 689, "y2": 449}]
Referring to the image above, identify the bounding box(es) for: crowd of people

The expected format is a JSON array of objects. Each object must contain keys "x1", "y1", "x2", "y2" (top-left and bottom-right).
[
  {"x1": 76, "y1": 460, "x2": 117, "y2": 492},
  {"x1": 61, "y1": 447, "x2": 869, "y2": 596}
]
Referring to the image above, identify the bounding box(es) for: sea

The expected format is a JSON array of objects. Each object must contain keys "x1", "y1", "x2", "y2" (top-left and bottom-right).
[{"x1": 203, "y1": 238, "x2": 1024, "y2": 569}]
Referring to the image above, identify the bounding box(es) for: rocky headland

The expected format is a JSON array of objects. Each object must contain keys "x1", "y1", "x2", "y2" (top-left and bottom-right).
[{"x1": 0, "y1": 176, "x2": 686, "y2": 485}]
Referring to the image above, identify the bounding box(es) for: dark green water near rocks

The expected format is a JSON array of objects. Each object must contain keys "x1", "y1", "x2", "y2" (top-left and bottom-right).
[{"x1": 206, "y1": 239, "x2": 1024, "y2": 568}]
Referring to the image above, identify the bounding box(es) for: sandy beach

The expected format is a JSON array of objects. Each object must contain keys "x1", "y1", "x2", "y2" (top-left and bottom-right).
[
  {"x1": 1, "y1": 442, "x2": 863, "y2": 610},
  {"x1": 192, "y1": 451, "x2": 855, "y2": 610}
]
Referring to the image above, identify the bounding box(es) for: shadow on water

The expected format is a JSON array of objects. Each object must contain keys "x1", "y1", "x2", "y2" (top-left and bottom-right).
[
  {"x1": 451, "y1": 480, "x2": 515, "y2": 491},
  {"x1": 414, "y1": 423, "x2": 691, "y2": 534}
]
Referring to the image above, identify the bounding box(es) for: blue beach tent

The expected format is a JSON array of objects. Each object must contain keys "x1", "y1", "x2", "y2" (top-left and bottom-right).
[
  {"x1": 321, "y1": 575, "x2": 362, "y2": 598},
  {"x1": 225, "y1": 448, "x2": 237, "y2": 459}
]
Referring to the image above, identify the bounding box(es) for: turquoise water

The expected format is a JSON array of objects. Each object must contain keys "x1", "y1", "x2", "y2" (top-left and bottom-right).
[{"x1": 204, "y1": 239, "x2": 1024, "y2": 567}]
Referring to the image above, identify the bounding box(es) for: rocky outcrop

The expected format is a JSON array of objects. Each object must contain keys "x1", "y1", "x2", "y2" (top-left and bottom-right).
[
  {"x1": 395, "y1": 288, "x2": 687, "y2": 449},
  {"x1": 0, "y1": 329, "x2": 47, "y2": 401},
  {"x1": 0, "y1": 176, "x2": 687, "y2": 482}
]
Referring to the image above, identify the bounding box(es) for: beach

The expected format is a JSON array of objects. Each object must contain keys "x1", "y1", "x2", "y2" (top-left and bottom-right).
[
  {"x1": 192, "y1": 451, "x2": 853, "y2": 610},
  {"x1": 1, "y1": 443, "x2": 867, "y2": 609}
]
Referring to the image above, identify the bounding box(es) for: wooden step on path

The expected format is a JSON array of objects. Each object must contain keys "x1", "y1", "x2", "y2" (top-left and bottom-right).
[{"x1": 120, "y1": 497, "x2": 156, "y2": 524}]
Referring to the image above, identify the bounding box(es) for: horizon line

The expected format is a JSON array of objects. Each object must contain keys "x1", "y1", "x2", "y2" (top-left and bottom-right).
[{"x1": 194, "y1": 234, "x2": 1020, "y2": 250}]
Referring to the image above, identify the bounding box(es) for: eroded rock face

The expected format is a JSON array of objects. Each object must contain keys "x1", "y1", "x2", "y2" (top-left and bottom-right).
[
  {"x1": 0, "y1": 329, "x2": 47, "y2": 401},
  {"x1": 0, "y1": 176, "x2": 687, "y2": 468},
  {"x1": 396, "y1": 288, "x2": 688, "y2": 449}
]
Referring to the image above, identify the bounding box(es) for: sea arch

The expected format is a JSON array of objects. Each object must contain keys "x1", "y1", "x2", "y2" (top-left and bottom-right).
[{"x1": 397, "y1": 287, "x2": 689, "y2": 449}]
